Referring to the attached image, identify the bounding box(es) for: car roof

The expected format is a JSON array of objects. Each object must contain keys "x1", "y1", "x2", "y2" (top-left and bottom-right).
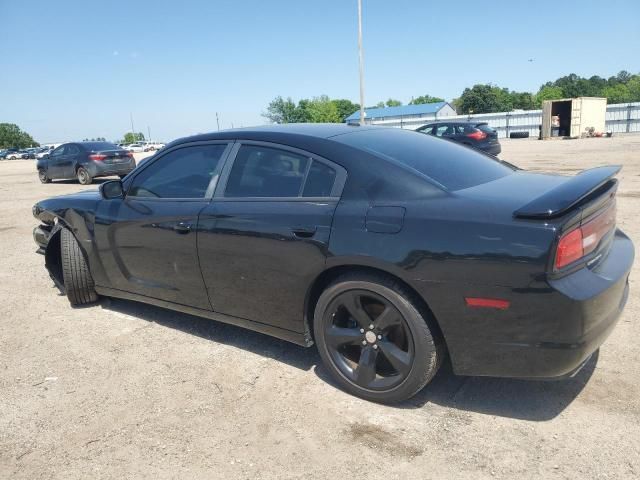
[{"x1": 170, "y1": 123, "x2": 381, "y2": 147}]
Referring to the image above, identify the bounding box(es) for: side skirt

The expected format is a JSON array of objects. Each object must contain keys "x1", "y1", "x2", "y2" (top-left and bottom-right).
[{"x1": 95, "y1": 285, "x2": 312, "y2": 347}]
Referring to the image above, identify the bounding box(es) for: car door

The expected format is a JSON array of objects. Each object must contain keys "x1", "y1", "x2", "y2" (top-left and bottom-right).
[
  {"x1": 197, "y1": 141, "x2": 347, "y2": 333},
  {"x1": 46, "y1": 145, "x2": 67, "y2": 178},
  {"x1": 61, "y1": 143, "x2": 80, "y2": 178},
  {"x1": 94, "y1": 141, "x2": 232, "y2": 309}
]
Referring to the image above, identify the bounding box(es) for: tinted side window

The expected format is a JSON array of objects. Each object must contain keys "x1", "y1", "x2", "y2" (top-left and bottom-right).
[
  {"x1": 225, "y1": 145, "x2": 309, "y2": 198},
  {"x1": 434, "y1": 125, "x2": 454, "y2": 137},
  {"x1": 334, "y1": 128, "x2": 514, "y2": 191},
  {"x1": 303, "y1": 161, "x2": 336, "y2": 197},
  {"x1": 50, "y1": 145, "x2": 65, "y2": 157},
  {"x1": 66, "y1": 144, "x2": 80, "y2": 155},
  {"x1": 129, "y1": 144, "x2": 227, "y2": 199}
]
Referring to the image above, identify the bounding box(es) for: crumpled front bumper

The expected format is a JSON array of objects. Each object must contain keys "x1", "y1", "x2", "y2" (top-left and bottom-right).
[{"x1": 33, "y1": 225, "x2": 53, "y2": 254}]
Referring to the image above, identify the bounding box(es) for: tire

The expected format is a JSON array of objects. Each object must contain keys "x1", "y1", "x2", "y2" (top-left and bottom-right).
[
  {"x1": 77, "y1": 167, "x2": 92, "y2": 185},
  {"x1": 60, "y1": 228, "x2": 98, "y2": 306},
  {"x1": 313, "y1": 273, "x2": 442, "y2": 404},
  {"x1": 38, "y1": 169, "x2": 51, "y2": 183},
  {"x1": 509, "y1": 131, "x2": 529, "y2": 139}
]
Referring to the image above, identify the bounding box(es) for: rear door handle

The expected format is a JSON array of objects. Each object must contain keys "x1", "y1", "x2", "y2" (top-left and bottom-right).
[
  {"x1": 173, "y1": 223, "x2": 192, "y2": 234},
  {"x1": 291, "y1": 226, "x2": 317, "y2": 238}
]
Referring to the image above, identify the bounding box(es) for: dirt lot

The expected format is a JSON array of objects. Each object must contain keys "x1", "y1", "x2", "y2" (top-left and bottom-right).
[{"x1": 1, "y1": 135, "x2": 639, "y2": 479}]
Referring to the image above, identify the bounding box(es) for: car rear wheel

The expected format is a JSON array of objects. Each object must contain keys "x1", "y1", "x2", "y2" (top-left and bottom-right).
[
  {"x1": 314, "y1": 273, "x2": 442, "y2": 403},
  {"x1": 77, "y1": 167, "x2": 92, "y2": 185},
  {"x1": 60, "y1": 228, "x2": 98, "y2": 306},
  {"x1": 38, "y1": 169, "x2": 51, "y2": 183}
]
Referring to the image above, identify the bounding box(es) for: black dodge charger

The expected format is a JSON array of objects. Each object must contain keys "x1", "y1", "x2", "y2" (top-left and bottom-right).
[{"x1": 32, "y1": 124, "x2": 633, "y2": 403}]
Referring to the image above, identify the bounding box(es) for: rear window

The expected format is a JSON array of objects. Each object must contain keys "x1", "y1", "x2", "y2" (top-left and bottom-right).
[
  {"x1": 82, "y1": 142, "x2": 120, "y2": 151},
  {"x1": 475, "y1": 124, "x2": 495, "y2": 134},
  {"x1": 334, "y1": 128, "x2": 513, "y2": 191}
]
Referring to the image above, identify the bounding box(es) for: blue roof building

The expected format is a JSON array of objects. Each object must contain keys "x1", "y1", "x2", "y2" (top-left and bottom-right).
[{"x1": 345, "y1": 101, "x2": 457, "y2": 126}]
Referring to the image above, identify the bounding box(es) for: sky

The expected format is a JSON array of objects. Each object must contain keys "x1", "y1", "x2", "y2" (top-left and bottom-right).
[{"x1": 1, "y1": 0, "x2": 639, "y2": 143}]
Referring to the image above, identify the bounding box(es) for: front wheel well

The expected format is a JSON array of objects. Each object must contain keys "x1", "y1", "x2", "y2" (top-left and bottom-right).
[
  {"x1": 45, "y1": 229, "x2": 64, "y2": 290},
  {"x1": 304, "y1": 265, "x2": 446, "y2": 350}
]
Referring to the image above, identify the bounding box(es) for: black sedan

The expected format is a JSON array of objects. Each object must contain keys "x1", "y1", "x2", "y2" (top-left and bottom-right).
[
  {"x1": 36, "y1": 141, "x2": 136, "y2": 185},
  {"x1": 32, "y1": 124, "x2": 633, "y2": 403},
  {"x1": 417, "y1": 121, "x2": 502, "y2": 156}
]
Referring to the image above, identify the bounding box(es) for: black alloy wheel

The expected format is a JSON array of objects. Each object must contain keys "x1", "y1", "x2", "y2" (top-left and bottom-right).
[
  {"x1": 323, "y1": 289, "x2": 414, "y2": 390},
  {"x1": 314, "y1": 274, "x2": 442, "y2": 403}
]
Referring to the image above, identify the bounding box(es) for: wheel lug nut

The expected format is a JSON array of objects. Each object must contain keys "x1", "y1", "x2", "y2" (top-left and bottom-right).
[
  {"x1": 369, "y1": 324, "x2": 374, "y2": 330},
  {"x1": 373, "y1": 344, "x2": 378, "y2": 350},
  {"x1": 359, "y1": 328, "x2": 365, "y2": 333},
  {"x1": 362, "y1": 340, "x2": 367, "y2": 346},
  {"x1": 377, "y1": 334, "x2": 382, "y2": 340}
]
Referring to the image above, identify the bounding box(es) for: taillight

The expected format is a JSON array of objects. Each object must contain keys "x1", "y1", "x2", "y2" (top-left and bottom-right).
[
  {"x1": 89, "y1": 153, "x2": 107, "y2": 161},
  {"x1": 126, "y1": 152, "x2": 133, "y2": 158},
  {"x1": 554, "y1": 202, "x2": 616, "y2": 270},
  {"x1": 466, "y1": 130, "x2": 487, "y2": 141}
]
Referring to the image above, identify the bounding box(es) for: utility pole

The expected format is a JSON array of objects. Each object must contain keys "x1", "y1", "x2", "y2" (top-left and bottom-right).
[
  {"x1": 357, "y1": 0, "x2": 366, "y2": 125},
  {"x1": 130, "y1": 113, "x2": 135, "y2": 140},
  {"x1": 216, "y1": 112, "x2": 220, "y2": 131},
  {"x1": 147, "y1": 125, "x2": 151, "y2": 142}
]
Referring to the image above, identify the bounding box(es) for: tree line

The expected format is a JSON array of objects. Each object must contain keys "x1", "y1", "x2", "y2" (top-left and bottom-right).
[
  {"x1": 0, "y1": 123, "x2": 39, "y2": 149},
  {"x1": 264, "y1": 70, "x2": 640, "y2": 123}
]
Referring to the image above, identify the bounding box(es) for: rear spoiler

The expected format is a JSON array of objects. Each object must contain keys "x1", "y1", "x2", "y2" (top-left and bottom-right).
[{"x1": 513, "y1": 166, "x2": 621, "y2": 219}]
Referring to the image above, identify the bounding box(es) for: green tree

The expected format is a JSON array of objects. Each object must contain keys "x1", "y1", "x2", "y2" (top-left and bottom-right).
[
  {"x1": 263, "y1": 96, "x2": 299, "y2": 123},
  {"x1": 305, "y1": 95, "x2": 341, "y2": 123},
  {"x1": 601, "y1": 83, "x2": 631, "y2": 104},
  {"x1": 123, "y1": 132, "x2": 145, "y2": 143},
  {"x1": 331, "y1": 99, "x2": 359, "y2": 122},
  {"x1": 0, "y1": 123, "x2": 39, "y2": 149},
  {"x1": 409, "y1": 95, "x2": 445, "y2": 105},
  {"x1": 385, "y1": 98, "x2": 402, "y2": 107},
  {"x1": 458, "y1": 84, "x2": 513, "y2": 114},
  {"x1": 535, "y1": 85, "x2": 564, "y2": 106}
]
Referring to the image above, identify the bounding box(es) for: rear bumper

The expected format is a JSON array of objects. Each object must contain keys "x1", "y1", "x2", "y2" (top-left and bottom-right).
[
  {"x1": 429, "y1": 229, "x2": 634, "y2": 379},
  {"x1": 481, "y1": 143, "x2": 502, "y2": 156},
  {"x1": 86, "y1": 159, "x2": 135, "y2": 178}
]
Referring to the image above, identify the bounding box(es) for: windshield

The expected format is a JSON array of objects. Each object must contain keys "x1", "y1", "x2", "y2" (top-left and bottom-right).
[{"x1": 334, "y1": 128, "x2": 514, "y2": 191}]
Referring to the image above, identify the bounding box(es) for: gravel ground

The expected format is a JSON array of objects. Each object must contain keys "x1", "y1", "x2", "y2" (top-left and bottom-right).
[{"x1": 1, "y1": 135, "x2": 639, "y2": 479}]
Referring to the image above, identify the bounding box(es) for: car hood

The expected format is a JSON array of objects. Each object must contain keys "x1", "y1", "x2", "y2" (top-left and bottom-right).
[{"x1": 34, "y1": 189, "x2": 101, "y2": 225}]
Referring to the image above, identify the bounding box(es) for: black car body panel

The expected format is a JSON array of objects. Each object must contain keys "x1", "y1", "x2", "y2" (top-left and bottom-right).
[{"x1": 32, "y1": 125, "x2": 633, "y2": 379}]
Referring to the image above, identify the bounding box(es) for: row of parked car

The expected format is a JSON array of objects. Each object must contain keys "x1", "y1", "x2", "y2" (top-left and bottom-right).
[
  {"x1": 116, "y1": 141, "x2": 165, "y2": 153},
  {"x1": 0, "y1": 146, "x2": 55, "y2": 160}
]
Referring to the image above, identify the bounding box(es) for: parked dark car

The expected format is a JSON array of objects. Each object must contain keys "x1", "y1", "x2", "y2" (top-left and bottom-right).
[
  {"x1": 36, "y1": 141, "x2": 136, "y2": 184},
  {"x1": 32, "y1": 124, "x2": 633, "y2": 403},
  {"x1": 416, "y1": 121, "x2": 501, "y2": 156}
]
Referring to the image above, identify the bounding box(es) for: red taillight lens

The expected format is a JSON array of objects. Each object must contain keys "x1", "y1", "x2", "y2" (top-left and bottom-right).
[
  {"x1": 555, "y1": 228, "x2": 584, "y2": 270},
  {"x1": 466, "y1": 130, "x2": 487, "y2": 141},
  {"x1": 126, "y1": 152, "x2": 133, "y2": 158},
  {"x1": 89, "y1": 153, "x2": 107, "y2": 161},
  {"x1": 554, "y1": 202, "x2": 616, "y2": 270}
]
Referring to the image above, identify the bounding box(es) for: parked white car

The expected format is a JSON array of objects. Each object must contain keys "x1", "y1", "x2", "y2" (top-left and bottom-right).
[
  {"x1": 126, "y1": 144, "x2": 145, "y2": 153},
  {"x1": 144, "y1": 142, "x2": 165, "y2": 152}
]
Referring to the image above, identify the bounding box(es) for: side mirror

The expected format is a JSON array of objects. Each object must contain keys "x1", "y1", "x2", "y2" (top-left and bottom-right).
[{"x1": 100, "y1": 179, "x2": 124, "y2": 199}]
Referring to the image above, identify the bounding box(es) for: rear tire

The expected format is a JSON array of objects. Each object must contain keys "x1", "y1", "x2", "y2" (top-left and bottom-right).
[
  {"x1": 38, "y1": 169, "x2": 51, "y2": 183},
  {"x1": 60, "y1": 228, "x2": 98, "y2": 306},
  {"x1": 77, "y1": 167, "x2": 92, "y2": 185},
  {"x1": 314, "y1": 273, "x2": 442, "y2": 404}
]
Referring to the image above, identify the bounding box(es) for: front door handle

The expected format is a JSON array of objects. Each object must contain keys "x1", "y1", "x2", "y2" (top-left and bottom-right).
[
  {"x1": 291, "y1": 226, "x2": 317, "y2": 238},
  {"x1": 173, "y1": 223, "x2": 192, "y2": 234}
]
